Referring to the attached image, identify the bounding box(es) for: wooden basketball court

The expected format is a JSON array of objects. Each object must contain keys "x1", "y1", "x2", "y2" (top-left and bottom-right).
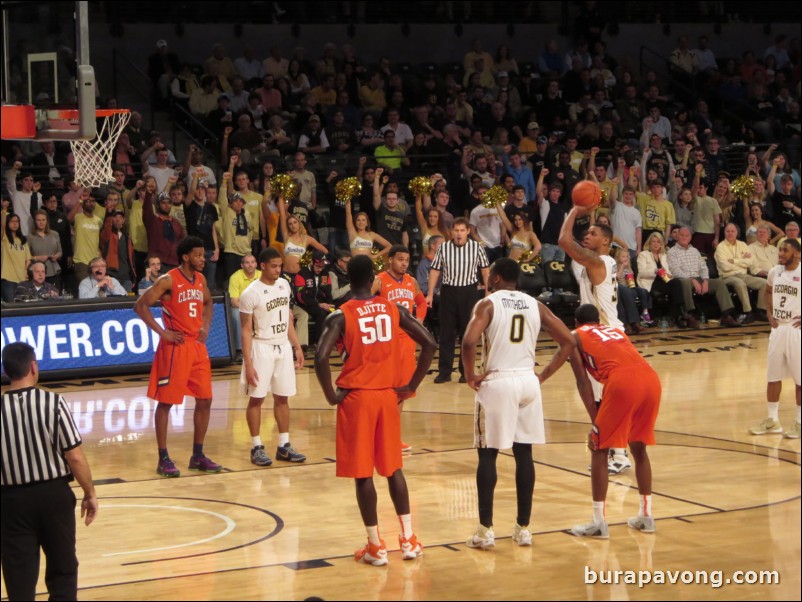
[{"x1": 2, "y1": 324, "x2": 799, "y2": 600}]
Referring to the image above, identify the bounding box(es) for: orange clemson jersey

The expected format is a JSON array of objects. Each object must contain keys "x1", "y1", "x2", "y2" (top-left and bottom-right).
[{"x1": 336, "y1": 297, "x2": 406, "y2": 390}]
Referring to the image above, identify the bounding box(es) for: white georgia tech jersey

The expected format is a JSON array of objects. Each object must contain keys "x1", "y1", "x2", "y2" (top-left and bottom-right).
[
  {"x1": 483, "y1": 290, "x2": 541, "y2": 372},
  {"x1": 238, "y1": 278, "x2": 292, "y2": 342},
  {"x1": 572, "y1": 254, "x2": 624, "y2": 329},
  {"x1": 767, "y1": 263, "x2": 801, "y2": 324}
]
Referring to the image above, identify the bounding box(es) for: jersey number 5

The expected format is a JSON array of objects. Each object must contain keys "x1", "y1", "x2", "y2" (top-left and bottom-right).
[
  {"x1": 188, "y1": 301, "x2": 198, "y2": 318},
  {"x1": 358, "y1": 315, "x2": 392, "y2": 344}
]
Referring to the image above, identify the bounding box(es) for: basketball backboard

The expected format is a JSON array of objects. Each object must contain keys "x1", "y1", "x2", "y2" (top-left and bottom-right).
[{"x1": 1, "y1": 0, "x2": 96, "y2": 139}]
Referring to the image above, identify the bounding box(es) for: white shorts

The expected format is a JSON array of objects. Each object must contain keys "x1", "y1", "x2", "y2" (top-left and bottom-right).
[
  {"x1": 474, "y1": 371, "x2": 544, "y2": 449},
  {"x1": 239, "y1": 340, "x2": 297, "y2": 399},
  {"x1": 767, "y1": 324, "x2": 801, "y2": 386}
]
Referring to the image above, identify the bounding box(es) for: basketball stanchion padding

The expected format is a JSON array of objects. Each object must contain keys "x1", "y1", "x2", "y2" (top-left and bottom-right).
[{"x1": 0, "y1": 105, "x2": 37, "y2": 139}]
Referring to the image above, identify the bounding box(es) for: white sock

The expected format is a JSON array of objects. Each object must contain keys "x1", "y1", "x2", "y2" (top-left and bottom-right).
[
  {"x1": 767, "y1": 402, "x2": 780, "y2": 421},
  {"x1": 796, "y1": 405, "x2": 801, "y2": 424},
  {"x1": 251, "y1": 436, "x2": 262, "y2": 447},
  {"x1": 611, "y1": 447, "x2": 626, "y2": 457},
  {"x1": 366, "y1": 525, "x2": 381, "y2": 546},
  {"x1": 639, "y1": 494, "x2": 653, "y2": 517},
  {"x1": 592, "y1": 501, "x2": 606, "y2": 524},
  {"x1": 278, "y1": 432, "x2": 290, "y2": 447},
  {"x1": 398, "y1": 514, "x2": 413, "y2": 539}
]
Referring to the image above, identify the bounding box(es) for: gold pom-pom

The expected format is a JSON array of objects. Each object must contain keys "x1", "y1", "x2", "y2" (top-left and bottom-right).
[
  {"x1": 516, "y1": 250, "x2": 532, "y2": 264},
  {"x1": 481, "y1": 184, "x2": 508, "y2": 208},
  {"x1": 371, "y1": 248, "x2": 385, "y2": 273},
  {"x1": 408, "y1": 176, "x2": 433, "y2": 197},
  {"x1": 730, "y1": 175, "x2": 756, "y2": 202},
  {"x1": 270, "y1": 173, "x2": 299, "y2": 202},
  {"x1": 299, "y1": 249, "x2": 313, "y2": 268},
  {"x1": 335, "y1": 177, "x2": 362, "y2": 203},
  {"x1": 600, "y1": 187, "x2": 609, "y2": 206}
]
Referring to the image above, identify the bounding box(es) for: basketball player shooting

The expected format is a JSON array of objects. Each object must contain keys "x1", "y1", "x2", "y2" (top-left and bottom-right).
[
  {"x1": 559, "y1": 203, "x2": 632, "y2": 475},
  {"x1": 314, "y1": 255, "x2": 436, "y2": 566}
]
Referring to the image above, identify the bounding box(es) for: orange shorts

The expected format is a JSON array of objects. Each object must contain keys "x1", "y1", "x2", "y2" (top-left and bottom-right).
[
  {"x1": 336, "y1": 389, "x2": 402, "y2": 479},
  {"x1": 147, "y1": 338, "x2": 212, "y2": 405},
  {"x1": 594, "y1": 369, "x2": 661, "y2": 450},
  {"x1": 399, "y1": 335, "x2": 417, "y2": 400}
]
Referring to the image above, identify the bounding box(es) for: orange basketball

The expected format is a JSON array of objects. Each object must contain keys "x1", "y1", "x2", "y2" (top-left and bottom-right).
[{"x1": 572, "y1": 180, "x2": 602, "y2": 208}]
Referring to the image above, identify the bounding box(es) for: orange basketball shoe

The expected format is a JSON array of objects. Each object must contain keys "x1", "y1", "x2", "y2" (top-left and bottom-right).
[{"x1": 355, "y1": 539, "x2": 388, "y2": 566}]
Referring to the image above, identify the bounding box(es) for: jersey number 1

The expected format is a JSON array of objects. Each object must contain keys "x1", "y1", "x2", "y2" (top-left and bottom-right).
[{"x1": 358, "y1": 315, "x2": 392, "y2": 344}]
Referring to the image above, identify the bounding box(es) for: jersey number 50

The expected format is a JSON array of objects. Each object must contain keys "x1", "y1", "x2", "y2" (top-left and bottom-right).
[{"x1": 358, "y1": 315, "x2": 392, "y2": 344}]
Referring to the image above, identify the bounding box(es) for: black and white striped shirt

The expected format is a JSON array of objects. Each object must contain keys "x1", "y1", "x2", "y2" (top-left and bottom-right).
[
  {"x1": 1, "y1": 387, "x2": 83, "y2": 487},
  {"x1": 431, "y1": 239, "x2": 490, "y2": 287}
]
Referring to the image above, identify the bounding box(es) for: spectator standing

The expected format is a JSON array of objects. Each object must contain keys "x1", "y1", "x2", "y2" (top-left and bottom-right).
[
  {"x1": 229, "y1": 253, "x2": 261, "y2": 360},
  {"x1": 142, "y1": 183, "x2": 185, "y2": 270},
  {"x1": 28, "y1": 209, "x2": 62, "y2": 287},
  {"x1": 0, "y1": 342, "x2": 97, "y2": 601},
  {"x1": 186, "y1": 172, "x2": 221, "y2": 288},
  {"x1": 5, "y1": 162, "x2": 42, "y2": 236},
  {"x1": 1, "y1": 211, "x2": 31, "y2": 302},
  {"x1": 41, "y1": 194, "x2": 72, "y2": 286},
  {"x1": 100, "y1": 210, "x2": 135, "y2": 292},
  {"x1": 67, "y1": 192, "x2": 103, "y2": 286}
]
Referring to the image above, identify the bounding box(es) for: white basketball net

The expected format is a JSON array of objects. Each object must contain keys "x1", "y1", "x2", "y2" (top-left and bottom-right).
[{"x1": 70, "y1": 111, "x2": 131, "y2": 188}]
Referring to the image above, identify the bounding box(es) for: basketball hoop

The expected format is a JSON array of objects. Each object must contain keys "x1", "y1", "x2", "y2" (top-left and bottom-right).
[{"x1": 46, "y1": 108, "x2": 132, "y2": 188}]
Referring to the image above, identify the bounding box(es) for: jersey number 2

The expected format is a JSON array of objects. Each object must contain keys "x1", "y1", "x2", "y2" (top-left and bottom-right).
[{"x1": 358, "y1": 315, "x2": 392, "y2": 344}]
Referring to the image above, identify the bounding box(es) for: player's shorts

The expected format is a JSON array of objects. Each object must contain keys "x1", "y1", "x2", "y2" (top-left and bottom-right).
[
  {"x1": 594, "y1": 368, "x2": 661, "y2": 450},
  {"x1": 767, "y1": 323, "x2": 801, "y2": 386},
  {"x1": 474, "y1": 370, "x2": 545, "y2": 449},
  {"x1": 147, "y1": 338, "x2": 212, "y2": 405},
  {"x1": 398, "y1": 335, "x2": 417, "y2": 400},
  {"x1": 239, "y1": 340, "x2": 297, "y2": 398},
  {"x1": 336, "y1": 389, "x2": 402, "y2": 479}
]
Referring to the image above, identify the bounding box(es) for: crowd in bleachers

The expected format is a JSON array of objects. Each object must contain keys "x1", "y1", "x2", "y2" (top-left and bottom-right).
[{"x1": 1, "y1": 28, "x2": 800, "y2": 346}]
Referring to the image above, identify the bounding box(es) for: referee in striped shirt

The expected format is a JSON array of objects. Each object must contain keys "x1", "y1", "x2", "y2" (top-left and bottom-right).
[
  {"x1": 1, "y1": 342, "x2": 98, "y2": 601},
  {"x1": 426, "y1": 218, "x2": 490, "y2": 383}
]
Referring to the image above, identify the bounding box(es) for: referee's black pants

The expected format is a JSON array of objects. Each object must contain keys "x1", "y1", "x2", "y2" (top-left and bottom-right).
[
  {"x1": 1, "y1": 478, "x2": 78, "y2": 601},
  {"x1": 438, "y1": 284, "x2": 481, "y2": 379}
]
